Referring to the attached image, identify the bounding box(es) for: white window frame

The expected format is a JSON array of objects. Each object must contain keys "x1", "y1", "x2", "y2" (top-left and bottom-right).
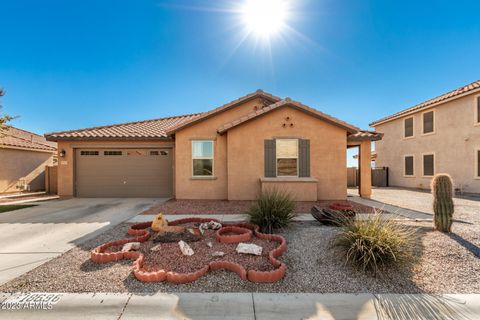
[
  {"x1": 421, "y1": 109, "x2": 435, "y2": 136},
  {"x1": 474, "y1": 94, "x2": 480, "y2": 126},
  {"x1": 275, "y1": 139, "x2": 299, "y2": 177},
  {"x1": 422, "y1": 152, "x2": 435, "y2": 177},
  {"x1": 403, "y1": 155, "x2": 415, "y2": 177},
  {"x1": 191, "y1": 140, "x2": 214, "y2": 177},
  {"x1": 475, "y1": 148, "x2": 480, "y2": 179},
  {"x1": 403, "y1": 116, "x2": 415, "y2": 139}
]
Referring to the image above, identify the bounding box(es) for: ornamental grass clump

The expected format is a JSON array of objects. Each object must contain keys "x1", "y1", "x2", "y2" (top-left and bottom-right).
[
  {"x1": 246, "y1": 188, "x2": 296, "y2": 233},
  {"x1": 331, "y1": 212, "x2": 416, "y2": 275}
]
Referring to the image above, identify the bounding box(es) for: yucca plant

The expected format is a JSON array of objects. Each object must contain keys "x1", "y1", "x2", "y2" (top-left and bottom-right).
[
  {"x1": 330, "y1": 212, "x2": 416, "y2": 275},
  {"x1": 246, "y1": 188, "x2": 296, "y2": 233}
]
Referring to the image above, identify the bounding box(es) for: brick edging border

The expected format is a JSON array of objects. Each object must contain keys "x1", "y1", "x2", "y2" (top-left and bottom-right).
[{"x1": 91, "y1": 218, "x2": 287, "y2": 284}]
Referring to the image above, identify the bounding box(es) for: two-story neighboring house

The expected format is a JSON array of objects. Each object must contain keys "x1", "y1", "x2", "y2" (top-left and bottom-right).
[{"x1": 370, "y1": 80, "x2": 480, "y2": 193}]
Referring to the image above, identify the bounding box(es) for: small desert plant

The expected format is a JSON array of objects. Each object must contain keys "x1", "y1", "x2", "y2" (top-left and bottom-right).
[
  {"x1": 431, "y1": 173, "x2": 454, "y2": 233},
  {"x1": 331, "y1": 212, "x2": 416, "y2": 275},
  {"x1": 246, "y1": 188, "x2": 296, "y2": 233}
]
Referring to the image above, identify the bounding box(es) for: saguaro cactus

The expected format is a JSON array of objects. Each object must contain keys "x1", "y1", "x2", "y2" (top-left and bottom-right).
[{"x1": 431, "y1": 173, "x2": 454, "y2": 232}]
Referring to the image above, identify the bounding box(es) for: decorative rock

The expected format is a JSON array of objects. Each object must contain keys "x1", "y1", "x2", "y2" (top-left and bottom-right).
[
  {"x1": 122, "y1": 242, "x2": 141, "y2": 252},
  {"x1": 178, "y1": 240, "x2": 194, "y2": 256},
  {"x1": 150, "y1": 244, "x2": 162, "y2": 252},
  {"x1": 236, "y1": 243, "x2": 262, "y2": 256},
  {"x1": 199, "y1": 221, "x2": 223, "y2": 234},
  {"x1": 151, "y1": 213, "x2": 169, "y2": 232},
  {"x1": 212, "y1": 251, "x2": 225, "y2": 257},
  {"x1": 206, "y1": 241, "x2": 213, "y2": 248}
]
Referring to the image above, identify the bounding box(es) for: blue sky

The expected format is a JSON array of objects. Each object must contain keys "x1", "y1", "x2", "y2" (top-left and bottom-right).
[{"x1": 1, "y1": 0, "x2": 479, "y2": 166}]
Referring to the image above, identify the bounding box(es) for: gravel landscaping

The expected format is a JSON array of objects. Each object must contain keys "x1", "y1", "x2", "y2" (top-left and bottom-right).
[
  {"x1": 140, "y1": 199, "x2": 378, "y2": 215},
  {"x1": 2, "y1": 219, "x2": 479, "y2": 294}
]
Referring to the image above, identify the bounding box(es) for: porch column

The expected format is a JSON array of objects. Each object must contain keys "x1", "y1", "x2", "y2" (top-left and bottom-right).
[{"x1": 358, "y1": 140, "x2": 372, "y2": 198}]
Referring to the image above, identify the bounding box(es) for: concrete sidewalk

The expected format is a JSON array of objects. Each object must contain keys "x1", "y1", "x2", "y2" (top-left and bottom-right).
[{"x1": 1, "y1": 292, "x2": 479, "y2": 319}]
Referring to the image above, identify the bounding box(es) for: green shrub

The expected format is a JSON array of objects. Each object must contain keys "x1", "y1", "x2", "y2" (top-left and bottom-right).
[
  {"x1": 330, "y1": 213, "x2": 416, "y2": 275},
  {"x1": 246, "y1": 188, "x2": 296, "y2": 233}
]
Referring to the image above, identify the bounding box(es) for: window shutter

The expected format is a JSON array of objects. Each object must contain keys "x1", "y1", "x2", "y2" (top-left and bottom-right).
[
  {"x1": 477, "y1": 97, "x2": 480, "y2": 123},
  {"x1": 299, "y1": 139, "x2": 310, "y2": 177},
  {"x1": 264, "y1": 140, "x2": 276, "y2": 177}
]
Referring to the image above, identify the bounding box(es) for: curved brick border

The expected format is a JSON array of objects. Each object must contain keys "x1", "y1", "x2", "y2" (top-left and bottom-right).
[
  {"x1": 90, "y1": 218, "x2": 287, "y2": 284},
  {"x1": 215, "y1": 226, "x2": 252, "y2": 244}
]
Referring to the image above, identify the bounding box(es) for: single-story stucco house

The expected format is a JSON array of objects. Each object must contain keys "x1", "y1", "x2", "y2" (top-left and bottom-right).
[
  {"x1": 45, "y1": 91, "x2": 381, "y2": 200},
  {"x1": 0, "y1": 125, "x2": 57, "y2": 193}
]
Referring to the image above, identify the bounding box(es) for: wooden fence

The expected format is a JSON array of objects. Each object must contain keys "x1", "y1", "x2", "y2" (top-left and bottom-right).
[{"x1": 45, "y1": 165, "x2": 58, "y2": 195}]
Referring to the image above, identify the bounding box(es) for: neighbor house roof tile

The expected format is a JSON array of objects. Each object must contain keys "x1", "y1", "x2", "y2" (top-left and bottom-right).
[
  {"x1": 370, "y1": 80, "x2": 480, "y2": 126},
  {"x1": 0, "y1": 126, "x2": 57, "y2": 152}
]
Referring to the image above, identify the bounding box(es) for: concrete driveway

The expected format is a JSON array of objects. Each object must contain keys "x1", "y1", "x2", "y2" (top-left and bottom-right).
[{"x1": 0, "y1": 198, "x2": 165, "y2": 286}]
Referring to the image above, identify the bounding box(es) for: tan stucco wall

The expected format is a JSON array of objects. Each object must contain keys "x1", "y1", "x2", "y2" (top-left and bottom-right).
[
  {"x1": 0, "y1": 148, "x2": 54, "y2": 193},
  {"x1": 225, "y1": 106, "x2": 347, "y2": 200},
  {"x1": 174, "y1": 98, "x2": 266, "y2": 199},
  {"x1": 260, "y1": 178, "x2": 318, "y2": 201},
  {"x1": 56, "y1": 140, "x2": 174, "y2": 197},
  {"x1": 373, "y1": 93, "x2": 480, "y2": 193}
]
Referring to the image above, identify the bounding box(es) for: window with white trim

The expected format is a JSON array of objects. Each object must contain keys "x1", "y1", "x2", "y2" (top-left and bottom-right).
[
  {"x1": 192, "y1": 141, "x2": 213, "y2": 176},
  {"x1": 423, "y1": 111, "x2": 434, "y2": 134},
  {"x1": 404, "y1": 117, "x2": 414, "y2": 138},
  {"x1": 276, "y1": 139, "x2": 298, "y2": 177},
  {"x1": 404, "y1": 156, "x2": 414, "y2": 176},
  {"x1": 423, "y1": 154, "x2": 434, "y2": 176}
]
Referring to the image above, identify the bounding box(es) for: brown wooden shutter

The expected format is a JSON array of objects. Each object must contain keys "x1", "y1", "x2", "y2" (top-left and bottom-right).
[
  {"x1": 477, "y1": 96, "x2": 480, "y2": 123},
  {"x1": 264, "y1": 140, "x2": 276, "y2": 177},
  {"x1": 299, "y1": 139, "x2": 310, "y2": 177}
]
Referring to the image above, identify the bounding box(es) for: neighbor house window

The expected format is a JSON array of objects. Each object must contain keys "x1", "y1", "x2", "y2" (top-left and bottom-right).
[
  {"x1": 422, "y1": 110, "x2": 434, "y2": 134},
  {"x1": 423, "y1": 154, "x2": 435, "y2": 176},
  {"x1": 477, "y1": 150, "x2": 480, "y2": 178},
  {"x1": 404, "y1": 155, "x2": 414, "y2": 176},
  {"x1": 404, "y1": 117, "x2": 414, "y2": 138},
  {"x1": 104, "y1": 151, "x2": 122, "y2": 156},
  {"x1": 476, "y1": 96, "x2": 480, "y2": 124},
  {"x1": 276, "y1": 139, "x2": 298, "y2": 176},
  {"x1": 192, "y1": 140, "x2": 213, "y2": 176}
]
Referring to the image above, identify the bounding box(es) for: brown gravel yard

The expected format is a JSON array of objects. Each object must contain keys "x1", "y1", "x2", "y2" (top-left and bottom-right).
[
  {"x1": 140, "y1": 199, "x2": 379, "y2": 215},
  {"x1": 2, "y1": 219, "x2": 479, "y2": 294}
]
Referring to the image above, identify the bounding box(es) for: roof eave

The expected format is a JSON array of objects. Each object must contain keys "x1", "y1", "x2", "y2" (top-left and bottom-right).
[
  {"x1": 370, "y1": 86, "x2": 480, "y2": 127},
  {"x1": 44, "y1": 136, "x2": 173, "y2": 142}
]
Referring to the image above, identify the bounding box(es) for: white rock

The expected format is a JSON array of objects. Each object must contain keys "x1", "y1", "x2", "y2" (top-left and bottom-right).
[
  {"x1": 212, "y1": 251, "x2": 225, "y2": 257},
  {"x1": 178, "y1": 240, "x2": 194, "y2": 256},
  {"x1": 122, "y1": 242, "x2": 141, "y2": 252},
  {"x1": 150, "y1": 244, "x2": 162, "y2": 252},
  {"x1": 206, "y1": 241, "x2": 213, "y2": 248},
  {"x1": 236, "y1": 243, "x2": 263, "y2": 256}
]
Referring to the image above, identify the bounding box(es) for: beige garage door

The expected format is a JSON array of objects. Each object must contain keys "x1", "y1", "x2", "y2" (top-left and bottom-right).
[{"x1": 75, "y1": 148, "x2": 173, "y2": 197}]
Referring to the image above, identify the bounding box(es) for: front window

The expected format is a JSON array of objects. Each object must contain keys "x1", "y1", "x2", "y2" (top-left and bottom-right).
[
  {"x1": 423, "y1": 111, "x2": 434, "y2": 134},
  {"x1": 276, "y1": 139, "x2": 298, "y2": 176},
  {"x1": 192, "y1": 141, "x2": 213, "y2": 176}
]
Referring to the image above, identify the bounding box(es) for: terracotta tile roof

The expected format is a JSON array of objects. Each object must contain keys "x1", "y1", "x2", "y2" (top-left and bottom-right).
[
  {"x1": 370, "y1": 80, "x2": 480, "y2": 126},
  {"x1": 165, "y1": 90, "x2": 282, "y2": 135},
  {"x1": 217, "y1": 99, "x2": 361, "y2": 134},
  {"x1": 0, "y1": 126, "x2": 57, "y2": 152},
  {"x1": 44, "y1": 113, "x2": 202, "y2": 141},
  {"x1": 347, "y1": 130, "x2": 383, "y2": 142}
]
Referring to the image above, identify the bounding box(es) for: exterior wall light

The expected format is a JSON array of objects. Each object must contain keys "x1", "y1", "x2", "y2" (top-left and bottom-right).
[{"x1": 59, "y1": 149, "x2": 66, "y2": 157}]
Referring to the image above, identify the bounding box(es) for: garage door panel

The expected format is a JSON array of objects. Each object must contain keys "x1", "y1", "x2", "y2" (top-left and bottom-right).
[{"x1": 75, "y1": 149, "x2": 173, "y2": 197}]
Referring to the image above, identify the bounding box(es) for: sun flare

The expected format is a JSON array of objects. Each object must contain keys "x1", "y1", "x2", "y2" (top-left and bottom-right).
[{"x1": 241, "y1": 0, "x2": 289, "y2": 38}]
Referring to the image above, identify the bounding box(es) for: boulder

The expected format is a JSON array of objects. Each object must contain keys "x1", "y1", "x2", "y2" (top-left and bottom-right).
[
  {"x1": 122, "y1": 242, "x2": 141, "y2": 252},
  {"x1": 178, "y1": 240, "x2": 194, "y2": 256},
  {"x1": 236, "y1": 243, "x2": 262, "y2": 256},
  {"x1": 153, "y1": 228, "x2": 202, "y2": 243}
]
